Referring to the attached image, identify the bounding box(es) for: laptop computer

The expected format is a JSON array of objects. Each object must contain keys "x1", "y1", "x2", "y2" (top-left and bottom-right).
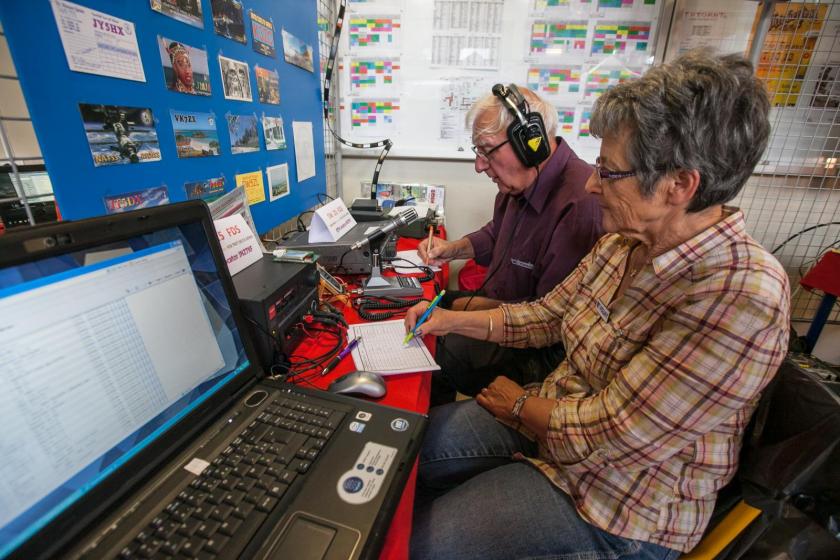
[{"x1": 0, "y1": 201, "x2": 427, "y2": 560}]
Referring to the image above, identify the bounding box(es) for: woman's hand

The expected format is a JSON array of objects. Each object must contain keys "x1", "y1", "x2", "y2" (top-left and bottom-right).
[
  {"x1": 403, "y1": 301, "x2": 458, "y2": 337},
  {"x1": 476, "y1": 376, "x2": 526, "y2": 421}
]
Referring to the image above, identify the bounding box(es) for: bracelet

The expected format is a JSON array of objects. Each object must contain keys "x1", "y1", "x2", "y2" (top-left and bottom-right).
[
  {"x1": 486, "y1": 313, "x2": 494, "y2": 341},
  {"x1": 511, "y1": 393, "x2": 529, "y2": 419}
]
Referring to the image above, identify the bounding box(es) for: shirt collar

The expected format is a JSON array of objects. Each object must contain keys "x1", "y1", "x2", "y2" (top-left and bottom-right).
[
  {"x1": 516, "y1": 137, "x2": 572, "y2": 214},
  {"x1": 647, "y1": 206, "x2": 746, "y2": 280}
]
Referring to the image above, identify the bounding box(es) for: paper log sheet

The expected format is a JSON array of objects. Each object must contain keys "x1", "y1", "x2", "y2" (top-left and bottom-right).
[{"x1": 348, "y1": 320, "x2": 440, "y2": 375}]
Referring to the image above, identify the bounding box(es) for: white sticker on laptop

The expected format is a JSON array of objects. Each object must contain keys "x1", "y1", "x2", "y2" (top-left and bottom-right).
[
  {"x1": 184, "y1": 458, "x2": 210, "y2": 476},
  {"x1": 337, "y1": 442, "x2": 398, "y2": 504},
  {"x1": 349, "y1": 421, "x2": 366, "y2": 433},
  {"x1": 356, "y1": 411, "x2": 372, "y2": 421}
]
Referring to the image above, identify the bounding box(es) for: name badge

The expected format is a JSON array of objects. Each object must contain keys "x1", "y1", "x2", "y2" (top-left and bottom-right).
[
  {"x1": 595, "y1": 299, "x2": 610, "y2": 322},
  {"x1": 510, "y1": 258, "x2": 534, "y2": 270}
]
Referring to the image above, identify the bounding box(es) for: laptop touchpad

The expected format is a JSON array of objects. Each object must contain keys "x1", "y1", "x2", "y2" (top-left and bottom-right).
[{"x1": 270, "y1": 517, "x2": 337, "y2": 560}]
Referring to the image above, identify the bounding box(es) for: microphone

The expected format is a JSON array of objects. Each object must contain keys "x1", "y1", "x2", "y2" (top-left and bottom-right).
[{"x1": 350, "y1": 207, "x2": 418, "y2": 250}]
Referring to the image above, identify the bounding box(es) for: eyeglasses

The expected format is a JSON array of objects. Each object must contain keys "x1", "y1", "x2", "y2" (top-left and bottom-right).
[
  {"x1": 594, "y1": 156, "x2": 636, "y2": 186},
  {"x1": 471, "y1": 139, "x2": 510, "y2": 162}
]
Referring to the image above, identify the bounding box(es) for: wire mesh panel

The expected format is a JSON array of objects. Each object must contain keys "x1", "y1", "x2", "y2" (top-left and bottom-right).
[{"x1": 735, "y1": 0, "x2": 840, "y2": 323}]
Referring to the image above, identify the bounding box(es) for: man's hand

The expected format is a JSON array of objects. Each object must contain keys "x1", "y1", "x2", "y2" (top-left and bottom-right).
[
  {"x1": 403, "y1": 301, "x2": 458, "y2": 337},
  {"x1": 418, "y1": 237, "x2": 459, "y2": 266},
  {"x1": 476, "y1": 376, "x2": 525, "y2": 421}
]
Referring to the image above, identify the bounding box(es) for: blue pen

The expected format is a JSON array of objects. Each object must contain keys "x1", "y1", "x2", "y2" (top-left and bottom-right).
[
  {"x1": 321, "y1": 337, "x2": 362, "y2": 376},
  {"x1": 403, "y1": 290, "x2": 446, "y2": 345}
]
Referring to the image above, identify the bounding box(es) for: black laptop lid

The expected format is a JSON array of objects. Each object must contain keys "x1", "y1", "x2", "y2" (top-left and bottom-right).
[{"x1": 0, "y1": 201, "x2": 258, "y2": 559}]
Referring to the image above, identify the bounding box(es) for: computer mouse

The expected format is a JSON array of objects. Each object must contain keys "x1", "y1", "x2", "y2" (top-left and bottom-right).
[{"x1": 328, "y1": 370, "x2": 387, "y2": 399}]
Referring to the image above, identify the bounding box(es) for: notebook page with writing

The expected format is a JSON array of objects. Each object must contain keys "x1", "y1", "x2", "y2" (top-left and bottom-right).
[{"x1": 348, "y1": 320, "x2": 440, "y2": 375}]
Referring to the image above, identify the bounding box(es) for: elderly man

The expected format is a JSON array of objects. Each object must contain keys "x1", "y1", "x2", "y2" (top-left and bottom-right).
[{"x1": 418, "y1": 84, "x2": 603, "y2": 405}]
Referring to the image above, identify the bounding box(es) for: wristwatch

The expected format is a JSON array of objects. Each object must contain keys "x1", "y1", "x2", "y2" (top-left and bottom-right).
[{"x1": 511, "y1": 393, "x2": 530, "y2": 419}]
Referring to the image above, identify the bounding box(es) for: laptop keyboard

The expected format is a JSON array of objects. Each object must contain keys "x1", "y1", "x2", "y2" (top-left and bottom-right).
[{"x1": 118, "y1": 395, "x2": 345, "y2": 559}]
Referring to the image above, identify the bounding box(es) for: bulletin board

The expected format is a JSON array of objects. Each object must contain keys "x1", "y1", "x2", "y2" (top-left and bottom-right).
[
  {"x1": 0, "y1": 0, "x2": 326, "y2": 234},
  {"x1": 336, "y1": 0, "x2": 663, "y2": 164}
]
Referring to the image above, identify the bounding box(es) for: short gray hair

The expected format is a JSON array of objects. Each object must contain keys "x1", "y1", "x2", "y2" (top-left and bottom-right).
[
  {"x1": 466, "y1": 84, "x2": 559, "y2": 140},
  {"x1": 590, "y1": 50, "x2": 770, "y2": 212}
]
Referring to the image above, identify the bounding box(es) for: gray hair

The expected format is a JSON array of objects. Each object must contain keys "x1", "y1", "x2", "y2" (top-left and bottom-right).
[
  {"x1": 590, "y1": 50, "x2": 770, "y2": 212},
  {"x1": 466, "y1": 84, "x2": 559, "y2": 140}
]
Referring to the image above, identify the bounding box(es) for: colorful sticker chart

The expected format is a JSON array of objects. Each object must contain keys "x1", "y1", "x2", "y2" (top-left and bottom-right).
[
  {"x1": 527, "y1": 66, "x2": 582, "y2": 95},
  {"x1": 556, "y1": 107, "x2": 576, "y2": 134},
  {"x1": 530, "y1": 22, "x2": 587, "y2": 55},
  {"x1": 349, "y1": 58, "x2": 399, "y2": 90},
  {"x1": 578, "y1": 109, "x2": 592, "y2": 138},
  {"x1": 598, "y1": 0, "x2": 633, "y2": 8},
  {"x1": 592, "y1": 22, "x2": 651, "y2": 55},
  {"x1": 534, "y1": 0, "x2": 570, "y2": 8},
  {"x1": 585, "y1": 67, "x2": 638, "y2": 98},
  {"x1": 350, "y1": 100, "x2": 398, "y2": 127},
  {"x1": 349, "y1": 16, "x2": 400, "y2": 48}
]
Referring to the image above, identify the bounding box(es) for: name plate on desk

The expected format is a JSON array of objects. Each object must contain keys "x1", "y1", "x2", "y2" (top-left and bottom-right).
[
  {"x1": 309, "y1": 198, "x2": 357, "y2": 243},
  {"x1": 214, "y1": 214, "x2": 262, "y2": 276}
]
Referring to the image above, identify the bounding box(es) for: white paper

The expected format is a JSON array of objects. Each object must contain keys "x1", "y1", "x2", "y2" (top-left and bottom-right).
[
  {"x1": 349, "y1": 320, "x2": 440, "y2": 376},
  {"x1": 50, "y1": 0, "x2": 146, "y2": 82},
  {"x1": 394, "y1": 250, "x2": 441, "y2": 273},
  {"x1": 292, "y1": 121, "x2": 316, "y2": 181},
  {"x1": 214, "y1": 214, "x2": 262, "y2": 275},
  {"x1": 207, "y1": 186, "x2": 267, "y2": 253},
  {"x1": 665, "y1": 0, "x2": 759, "y2": 63},
  {"x1": 308, "y1": 198, "x2": 357, "y2": 243}
]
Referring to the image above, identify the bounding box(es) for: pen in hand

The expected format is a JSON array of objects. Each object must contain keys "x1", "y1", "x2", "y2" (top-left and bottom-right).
[
  {"x1": 403, "y1": 290, "x2": 446, "y2": 345},
  {"x1": 321, "y1": 337, "x2": 362, "y2": 376},
  {"x1": 424, "y1": 225, "x2": 434, "y2": 265}
]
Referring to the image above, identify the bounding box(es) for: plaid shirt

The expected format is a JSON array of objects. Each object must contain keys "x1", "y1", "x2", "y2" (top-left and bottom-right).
[{"x1": 499, "y1": 208, "x2": 790, "y2": 552}]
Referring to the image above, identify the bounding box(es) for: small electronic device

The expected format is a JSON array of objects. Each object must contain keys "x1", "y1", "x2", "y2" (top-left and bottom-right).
[
  {"x1": 279, "y1": 220, "x2": 398, "y2": 274},
  {"x1": 317, "y1": 263, "x2": 345, "y2": 295},
  {"x1": 328, "y1": 370, "x2": 387, "y2": 398},
  {"x1": 349, "y1": 198, "x2": 385, "y2": 221},
  {"x1": 232, "y1": 255, "x2": 319, "y2": 369}
]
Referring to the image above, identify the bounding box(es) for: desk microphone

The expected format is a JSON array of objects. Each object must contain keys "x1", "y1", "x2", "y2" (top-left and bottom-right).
[{"x1": 350, "y1": 207, "x2": 418, "y2": 251}]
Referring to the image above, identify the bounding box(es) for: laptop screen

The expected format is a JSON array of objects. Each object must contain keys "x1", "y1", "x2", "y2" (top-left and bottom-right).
[{"x1": 0, "y1": 220, "x2": 250, "y2": 558}]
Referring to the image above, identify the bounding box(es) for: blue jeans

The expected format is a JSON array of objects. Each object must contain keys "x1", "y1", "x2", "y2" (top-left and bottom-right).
[{"x1": 411, "y1": 400, "x2": 680, "y2": 560}]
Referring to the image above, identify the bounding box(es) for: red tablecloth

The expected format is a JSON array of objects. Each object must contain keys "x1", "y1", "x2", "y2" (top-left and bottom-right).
[{"x1": 291, "y1": 232, "x2": 446, "y2": 560}]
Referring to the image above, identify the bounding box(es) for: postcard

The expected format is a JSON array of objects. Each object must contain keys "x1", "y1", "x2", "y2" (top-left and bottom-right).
[
  {"x1": 185, "y1": 176, "x2": 225, "y2": 202},
  {"x1": 282, "y1": 29, "x2": 314, "y2": 72},
  {"x1": 251, "y1": 10, "x2": 276, "y2": 58},
  {"x1": 262, "y1": 115, "x2": 286, "y2": 150},
  {"x1": 150, "y1": 0, "x2": 203, "y2": 29},
  {"x1": 79, "y1": 103, "x2": 161, "y2": 167},
  {"x1": 267, "y1": 163, "x2": 290, "y2": 201},
  {"x1": 236, "y1": 170, "x2": 266, "y2": 205},
  {"x1": 219, "y1": 55, "x2": 252, "y2": 101},
  {"x1": 158, "y1": 37, "x2": 211, "y2": 95},
  {"x1": 211, "y1": 0, "x2": 246, "y2": 43},
  {"x1": 170, "y1": 110, "x2": 220, "y2": 158},
  {"x1": 104, "y1": 185, "x2": 169, "y2": 214},
  {"x1": 255, "y1": 66, "x2": 280, "y2": 104},
  {"x1": 226, "y1": 114, "x2": 260, "y2": 154}
]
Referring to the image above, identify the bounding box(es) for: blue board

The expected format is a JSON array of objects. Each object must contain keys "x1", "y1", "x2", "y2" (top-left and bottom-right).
[{"x1": 0, "y1": 0, "x2": 326, "y2": 233}]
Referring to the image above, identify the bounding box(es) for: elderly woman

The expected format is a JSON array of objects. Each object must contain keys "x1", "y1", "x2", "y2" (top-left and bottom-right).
[{"x1": 405, "y1": 50, "x2": 790, "y2": 559}]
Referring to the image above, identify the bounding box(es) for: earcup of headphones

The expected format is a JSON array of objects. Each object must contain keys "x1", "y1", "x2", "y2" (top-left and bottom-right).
[{"x1": 506, "y1": 112, "x2": 550, "y2": 167}]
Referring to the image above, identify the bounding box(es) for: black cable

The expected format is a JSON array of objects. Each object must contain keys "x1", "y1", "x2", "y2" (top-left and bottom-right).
[
  {"x1": 771, "y1": 222, "x2": 840, "y2": 255},
  {"x1": 322, "y1": 0, "x2": 393, "y2": 193},
  {"x1": 388, "y1": 257, "x2": 435, "y2": 284},
  {"x1": 356, "y1": 295, "x2": 424, "y2": 321},
  {"x1": 317, "y1": 193, "x2": 336, "y2": 204}
]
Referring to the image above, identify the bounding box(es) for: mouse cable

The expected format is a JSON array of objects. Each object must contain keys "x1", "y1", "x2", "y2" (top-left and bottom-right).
[{"x1": 322, "y1": 0, "x2": 393, "y2": 191}]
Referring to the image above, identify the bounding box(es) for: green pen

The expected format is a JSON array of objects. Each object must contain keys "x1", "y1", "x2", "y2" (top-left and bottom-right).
[{"x1": 403, "y1": 290, "x2": 446, "y2": 345}]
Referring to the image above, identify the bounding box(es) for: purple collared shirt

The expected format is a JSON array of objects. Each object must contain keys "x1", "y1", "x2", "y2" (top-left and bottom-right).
[{"x1": 465, "y1": 138, "x2": 603, "y2": 302}]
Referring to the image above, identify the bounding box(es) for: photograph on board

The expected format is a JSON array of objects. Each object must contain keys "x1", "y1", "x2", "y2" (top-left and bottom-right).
[
  {"x1": 262, "y1": 115, "x2": 286, "y2": 150},
  {"x1": 250, "y1": 10, "x2": 276, "y2": 58},
  {"x1": 282, "y1": 29, "x2": 314, "y2": 72},
  {"x1": 219, "y1": 55, "x2": 252, "y2": 101},
  {"x1": 226, "y1": 114, "x2": 260, "y2": 154},
  {"x1": 185, "y1": 176, "x2": 226, "y2": 202},
  {"x1": 79, "y1": 103, "x2": 161, "y2": 167},
  {"x1": 170, "y1": 110, "x2": 221, "y2": 158},
  {"x1": 104, "y1": 185, "x2": 169, "y2": 214},
  {"x1": 255, "y1": 66, "x2": 280, "y2": 104},
  {"x1": 150, "y1": 0, "x2": 203, "y2": 29},
  {"x1": 158, "y1": 38, "x2": 211, "y2": 95},
  {"x1": 211, "y1": 0, "x2": 246, "y2": 44},
  {"x1": 267, "y1": 163, "x2": 290, "y2": 202}
]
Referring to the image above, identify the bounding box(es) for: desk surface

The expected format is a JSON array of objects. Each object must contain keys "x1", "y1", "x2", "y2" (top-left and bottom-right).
[{"x1": 291, "y1": 233, "x2": 446, "y2": 560}]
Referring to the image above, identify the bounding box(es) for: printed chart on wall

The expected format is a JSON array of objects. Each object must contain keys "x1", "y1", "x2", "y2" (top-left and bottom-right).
[{"x1": 337, "y1": 0, "x2": 662, "y2": 162}]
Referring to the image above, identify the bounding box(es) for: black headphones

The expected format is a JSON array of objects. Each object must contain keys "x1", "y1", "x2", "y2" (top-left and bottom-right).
[{"x1": 491, "y1": 83, "x2": 550, "y2": 168}]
